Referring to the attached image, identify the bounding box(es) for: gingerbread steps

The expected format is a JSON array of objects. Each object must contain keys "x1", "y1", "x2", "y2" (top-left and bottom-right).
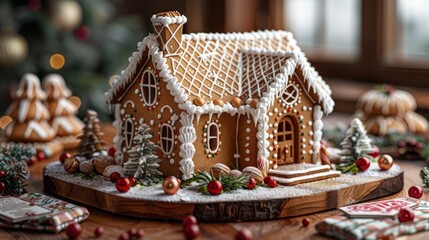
[
  {"x1": 271, "y1": 170, "x2": 341, "y2": 186},
  {"x1": 269, "y1": 165, "x2": 331, "y2": 178}
]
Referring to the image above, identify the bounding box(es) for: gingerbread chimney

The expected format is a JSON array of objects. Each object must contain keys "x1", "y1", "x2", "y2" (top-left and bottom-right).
[{"x1": 151, "y1": 11, "x2": 187, "y2": 56}]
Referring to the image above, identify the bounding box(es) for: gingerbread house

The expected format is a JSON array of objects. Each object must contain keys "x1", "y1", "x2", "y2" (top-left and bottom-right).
[{"x1": 105, "y1": 11, "x2": 335, "y2": 180}]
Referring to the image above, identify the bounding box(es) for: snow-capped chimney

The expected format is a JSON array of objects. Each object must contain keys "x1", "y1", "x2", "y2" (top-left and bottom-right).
[{"x1": 151, "y1": 11, "x2": 187, "y2": 56}]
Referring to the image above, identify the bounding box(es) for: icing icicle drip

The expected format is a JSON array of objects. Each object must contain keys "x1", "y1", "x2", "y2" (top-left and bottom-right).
[
  {"x1": 113, "y1": 104, "x2": 124, "y2": 165},
  {"x1": 178, "y1": 112, "x2": 196, "y2": 179},
  {"x1": 312, "y1": 105, "x2": 324, "y2": 163}
]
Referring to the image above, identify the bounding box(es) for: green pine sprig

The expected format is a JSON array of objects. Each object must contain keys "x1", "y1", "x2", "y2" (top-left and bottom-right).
[{"x1": 182, "y1": 171, "x2": 249, "y2": 194}]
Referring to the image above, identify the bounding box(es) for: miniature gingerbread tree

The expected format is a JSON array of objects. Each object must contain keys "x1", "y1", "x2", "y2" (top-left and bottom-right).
[
  {"x1": 124, "y1": 124, "x2": 162, "y2": 186},
  {"x1": 42, "y1": 74, "x2": 83, "y2": 144},
  {"x1": 4, "y1": 73, "x2": 54, "y2": 143},
  {"x1": 337, "y1": 118, "x2": 373, "y2": 173},
  {"x1": 77, "y1": 110, "x2": 105, "y2": 159}
]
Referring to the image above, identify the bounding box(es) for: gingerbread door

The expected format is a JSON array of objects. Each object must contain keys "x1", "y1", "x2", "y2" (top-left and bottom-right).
[{"x1": 277, "y1": 116, "x2": 298, "y2": 164}]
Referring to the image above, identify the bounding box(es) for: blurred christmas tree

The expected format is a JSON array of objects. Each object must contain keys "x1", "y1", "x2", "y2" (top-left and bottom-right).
[{"x1": 0, "y1": 0, "x2": 148, "y2": 120}]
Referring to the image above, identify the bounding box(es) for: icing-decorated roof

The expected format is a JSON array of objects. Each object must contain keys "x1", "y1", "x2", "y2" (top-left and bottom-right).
[{"x1": 106, "y1": 29, "x2": 334, "y2": 115}]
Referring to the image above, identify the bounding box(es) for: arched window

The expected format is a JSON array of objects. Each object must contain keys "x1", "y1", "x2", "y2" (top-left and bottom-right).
[
  {"x1": 125, "y1": 118, "x2": 134, "y2": 148},
  {"x1": 160, "y1": 123, "x2": 174, "y2": 155},
  {"x1": 207, "y1": 123, "x2": 219, "y2": 153},
  {"x1": 140, "y1": 70, "x2": 157, "y2": 106}
]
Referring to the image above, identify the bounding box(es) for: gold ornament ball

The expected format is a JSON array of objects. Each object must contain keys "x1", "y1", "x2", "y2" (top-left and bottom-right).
[
  {"x1": 49, "y1": 0, "x2": 82, "y2": 30},
  {"x1": 378, "y1": 154, "x2": 393, "y2": 171},
  {"x1": 162, "y1": 176, "x2": 180, "y2": 195},
  {"x1": 0, "y1": 32, "x2": 28, "y2": 66}
]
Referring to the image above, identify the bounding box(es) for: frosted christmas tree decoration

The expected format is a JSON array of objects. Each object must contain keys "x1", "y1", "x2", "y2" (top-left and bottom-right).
[
  {"x1": 77, "y1": 110, "x2": 105, "y2": 159},
  {"x1": 123, "y1": 124, "x2": 162, "y2": 186}
]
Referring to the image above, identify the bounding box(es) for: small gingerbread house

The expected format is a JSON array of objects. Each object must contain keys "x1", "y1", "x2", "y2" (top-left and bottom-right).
[{"x1": 106, "y1": 11, "x2": 335, "y2": 180}]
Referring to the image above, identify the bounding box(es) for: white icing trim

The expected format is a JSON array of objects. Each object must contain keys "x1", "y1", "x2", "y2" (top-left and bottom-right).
[
  {"x1": 151, "y1": 14, "x2": 187, "y2": 26},
  {"x1": 206, "y1": 122, "x2": 220, "y2": 154},
  {"x1": 312, "y1": 105, "x2": 323, "y2": 163},
  {"x1": 178, "y1": 112, "x2": 196, "y2": 179},
  {"x1": 113, "y1": 104, "x2": 124, "y2": 165}
]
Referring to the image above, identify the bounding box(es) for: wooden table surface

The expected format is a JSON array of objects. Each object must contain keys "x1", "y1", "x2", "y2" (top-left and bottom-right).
[{"x1": 1, "y1": 125, "x2": 429, "y2": 240}]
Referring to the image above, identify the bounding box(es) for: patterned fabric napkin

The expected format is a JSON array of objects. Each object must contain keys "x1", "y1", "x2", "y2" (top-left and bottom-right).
[
  {"x1": 0, "y1": 192, "x2": 89, "y2": 232},
  {"x1": 316, "y1": 210, "x2": 429, "y2": 240}
]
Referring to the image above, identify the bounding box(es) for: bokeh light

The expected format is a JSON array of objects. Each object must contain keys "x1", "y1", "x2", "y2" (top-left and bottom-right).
[{"x1": 49, "y1": 53, "x2": 65, "y2": 70}]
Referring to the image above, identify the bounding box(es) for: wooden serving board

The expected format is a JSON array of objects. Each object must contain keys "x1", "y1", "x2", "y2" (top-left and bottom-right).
[{"x1": 43, "y1": 162, "x2": 403, "y2": 222}]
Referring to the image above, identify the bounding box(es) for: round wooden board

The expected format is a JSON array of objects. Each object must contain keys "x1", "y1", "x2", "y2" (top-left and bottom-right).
[{"x1": 43, "y1": 162, "x2": 403, "y2": 222}]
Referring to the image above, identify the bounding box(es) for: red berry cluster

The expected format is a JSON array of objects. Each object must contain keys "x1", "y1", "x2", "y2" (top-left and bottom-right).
[
  {"x1": 0, "y1": 171, "x2": 6, "y2": 192},
  {"x1": 118, "y1": 228, "x2": 145, "y2": 240},
  {"x1": 182, "y1": 215, "x2": 200, "y2": 240},
  {"x1": 110, "y1": 172, "x2": 137, "y2": 193},
  {"x1": 263, "y1": 176, "x2": 277, "y2": 188}
]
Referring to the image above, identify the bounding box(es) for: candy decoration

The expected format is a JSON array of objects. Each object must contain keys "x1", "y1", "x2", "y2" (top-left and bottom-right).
[
  {"x1": 242, "y1": 166, "x2": 264, "y2": 184},
  {"x1": 256, "y1": 157, "x2": 269, "y2": 177},
  {"x1": 319, "y1": 144, "x2": 332, "y2": 169},
  {"x1": 302, "y1": 218, "x2": 310, "y2": 227},
  {"x1": 94, "y1": 226, "x2": 104, "y2": 238},
  {"x1": 369, "y1": 146, "x2": 380, "y2": 158},
  {"x1": 408, "y1": 186, "x2": 423, "y2": 199},
  {"x1": 398, "y1": 208, "x2": 414, "y2": 222},
  {"x1": 36, "y1": 151, "x2": 45, "y2": 161},
  {"x1": 263, "y1": 176, "x2": 273, "y2": 184},
  {"x1": 378, "y1": 154, "x2": 393, "y2": 171},
  {"x1": 110, "y1": 172, "x2": 121, "y2": 183},
  {"x1": 64, "y1": 157, "x2": 80, "y2": 174},
  {"x1": 356, "y1": 157, "x2": 370, "y2": 172},
  {"x1": 108, "y1": 147, "x2": 116, "y2": 157},
  {"x1": 183, "y1": 224, "x2": 200, "y2": 240},
  {"x1": 207, "y1": 180, "x2": 222, "y2": 195},
  {"x1": 162, "y1": 176, "x2": 180, "y2": 195},
  {"x1": 0, "y1": 171, "x2": 5, "y2": 178},
  {"x1": 59, "y1": 152, "x2": 71, "y2": 164},
  {"x1": 235, "y1": 228, "x2": 253, "y2": 240},
  {"x1": 182, "y1": 215, "x2": 198, "y2": 226},
  {"x1": 128, "y1": 177, "x2": 137, "y2": 187},
  {"x1": 28, "y1": 156, "x2": 37, "y2": 165},
  {"x1": 268, "y1": 180, "x2": 277, "y2": 188},
  {"x1": 116, "y1": 177, "x2": 131, "y2": 193},
  {"x1": 66, "y1": 223, "x2": 82, "y2": 239},
  {"x1": 210, "y1": 163, "x2": 230, "y2": 177},
  {"x1": 246, "y1": 178, "x2": 256, "y2": 189}
]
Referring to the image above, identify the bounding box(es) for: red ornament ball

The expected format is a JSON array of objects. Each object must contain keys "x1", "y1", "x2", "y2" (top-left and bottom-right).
[
  {"x1": 235, "y1": 228, "x2": 253, "y2": 240},
  {"x1": 108, "y1": 147, "x2": 116, "y2": 157},
  {"x1": 28, "y1": 156, "x2": 37, "y2": 165},
  {"x1": 94, "y1": 226, "x2": 104, "y2": 238},
  {"x1": 0, "y1": 182, "x2": 6, "y2": 191},
  {"x1": 116, "y1": 177, "x2": 131, "y2": 193},
  {"x1": 398, "y1": 208, "x2": 414, "y2": 223},
  {"x1": 264, "y1": 176, "x2": 273, "y2": 184},
  {"x1": 246, "y1": 178, "x2": 256, "y2": 189},
  {"x1": 110, "y1": 172, "x2": 121, "y2": 183},
  {"x1": 163, "y1": 176, "x2": 180, "y2": 195},
  {"x1": 302, "y1": 217, "x2": 310, "y2": 227},
  {"x1": 183, "y1": 224, "x2": 200, "y2": 240},
  {"x1": 59, "y1": 152, "x2": 72, "y2": 164},
  {"x1": 36, "y1": 151, "x2": 45, "y2": 161},
  {"x1": 128, "y1": 177, "x2": 137, "y2": 187},
  {"x1": 207, "y1": 180, "x2": 222, "y2": 195},
  {"x1": 0, "y1": 170, "x2": 5, "y2": 178},
  {"x1": 408, "y1": 186, "x2": 423, "y2": 199},
  {"x1": 369, "y1": 146, "x2": 380, "y2": 158},
  {"x1": 75, "y1": 26, "x2": 91, "y2": 41},
  {"x1": 118, "y1": 232, "x2": 130, "y2": 240},
  {"x1": 182, "y1": 215, "x2": 198, "y2": 227},
  {"x1": 268, "y1": 180, "x2": 277, "y2": 188},
  {"x1": 66, "y1": 223, "x2": 82, "y2": 239},
  {"x1": 356, "y1": 157, "x2": 370, "y2": 172}
]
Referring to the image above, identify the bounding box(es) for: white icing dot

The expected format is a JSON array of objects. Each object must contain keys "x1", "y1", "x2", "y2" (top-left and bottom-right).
[
  {"x1": 269, "y1": 124, "x2": 273, "y2": 128},
  {"x1": 246, "y1": 136, "x2": 250, "y2": 140},
  {"x1": 309, "y1": 140, "x2": 314, "y2": 145},
  {"x1": 278, "y1": 113, "x2": 282, "y2": 117},
  {"x1": 139, "y1": 118, "x2": 144, "y2": 124},
  {"x1": 246, "y1": 128, "x2": 251, "y2": 133},
  {"x1": 268, "y1": 146, "x2": 273, "y2": 151},
  {"x1": 274, "y1": 108, "x2": 278, "y2": 113},
  {"x1": 245, "y1": 157, "x2": 250, "y2": 162},
  {"x1": 203, "y1": 138, "x2": 207, "y2": 143},
  {"x1": 309, "y1": 131, "x2": 313, "y2": 136},
  {"x1": 205, "y1": 149, "x2": 209, "y2": 154},
  {"x1": 269, "y1": 134, "x2": 273, "y2": 139},
  {"x1": 273, "y1": 153, "x2": 278, "y2": 158},
  {"x1": 309, "y1": 107, "x2": 313, "y2": 111},
  {"x1": 273, "y1": 141, "x2": 278, "y2": 145},
  {"x1": 246, "y1": 119, "x2": 251, "y2": 124},
  {"x1": 169, "y1": 159, "x2": 174, "y2": 164},
  {"x1": 120, "y1": 109, "x2": 125, "y2": 115},
  {"x1": 150, "y1": 120, "x2": 154, "y2": 126},
  {"x1": 269, "y1": 160, "x2": 273, "y2": 164},
  {"x1": 203, "y1": 133, "x2": 207, "y2": 137},
  {"x1": 309, "y1": 150, "x2": 314, "y2": 154},
  {"x1": 301, "y1": 138, "x2": 306, "y2": 143},
  {"x1": 301, "y1": 150, "x2": 306, "y2": 154},
  {"x1": 293, "y1": 109, "x2": 297, "y2": 113},
  {"x1": 302, "y1": 106, "x2": 307, "y2": 111},
  {"x1": 122, "y1": 147, "x2": 127, "y2": 152},
  {"x1": 245, "y1": 149, "x2": 250, "y2": 154},
  {"x1": 134, "y1": 89, "x2": 139, "y2": 94},
  {"x1": 281, "y1": 103, "x2": 286, "y2": 107},
  {"x1": 308, "y1": 121, "x2": 313, "y2": 127},
  {"x1": 299, "y1": 115, "x2": 304, "y2": 120},
  {"x1": 301, "y1": 125, "x2": 306, "y2": 129},
  {"x1": 157, "y1": 114, "x2": 162, "y2": 119},
  {"x1": 273, "y1": 164, "x2": 278, "y2": 169},
  {"x1": 268, "y1": 112, "x2": 273, "y2": 117},
  {"x1": 274, "y1": 123, "x2": 278, "y2": 127},
  {"x1": 283, "y1": 109, "x2": 287, "y2": 114},
  {"x1": 302, "y1": 144, "x2": 307, "y2": 148}
]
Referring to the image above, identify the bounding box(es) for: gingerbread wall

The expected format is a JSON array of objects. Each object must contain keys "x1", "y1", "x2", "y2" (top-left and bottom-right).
[
  {"x1": 236, "y1": 115, "x2": 259, "y2": 170},
  {"x1": 265, "y1": 69, "x2": 319, "y2": 168},
  {"x1": 117, "y1": 55, "x2": 182, "y2": 178}
]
